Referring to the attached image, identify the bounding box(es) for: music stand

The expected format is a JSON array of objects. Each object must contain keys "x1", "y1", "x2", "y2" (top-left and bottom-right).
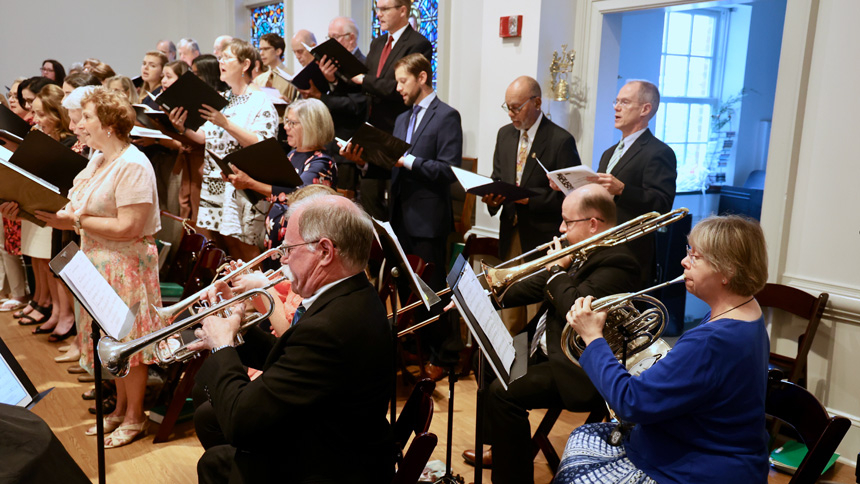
[
  {"x1": 50, "y1": 242, "x2": 138, "y2": 484},
  {"x1": 0, "y1": 335, "x2": 52, "y2": 409},
  {"x1": 446, "y1": 255, "x2": 528, "y2": 484},
  {"x1": 371, "y1": 219, "x2": 441, "y2": 423}
]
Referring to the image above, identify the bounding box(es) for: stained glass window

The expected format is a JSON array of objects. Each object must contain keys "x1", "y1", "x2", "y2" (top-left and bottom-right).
[
  {"x1": 372, "y1": 0, "x2": 438, "y2": 89},
  {"x1": 250, "y1": 3, "x2": 285, "y2": 49}
]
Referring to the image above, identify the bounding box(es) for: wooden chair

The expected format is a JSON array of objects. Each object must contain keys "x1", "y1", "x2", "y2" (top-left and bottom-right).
[
  {"x1": 756, "y1": 283, "x2": 829, "y2": 386},
  {"x1": 160, "y1": 230, "x2": 207, "y2": 304},
  {"x1": 181, "y1": 242, "x2": 226, "y2": 298},
  {"x1": 453, "y1": 157, "x2": 478, "y2": 237},
  {"x1": 531, "y1": 405, "x2": 609, "y2": 474},
  {"x1": 392, "y1": 379, "x2": 438, "y2": 484},
  {"x1": 766, "y1": 371, "x2": 850, "y2": 484}
]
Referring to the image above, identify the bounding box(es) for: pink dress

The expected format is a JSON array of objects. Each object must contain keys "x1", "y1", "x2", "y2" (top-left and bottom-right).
[{"x1": 68, "y1": 145, "x2": 164, "y2": 371}]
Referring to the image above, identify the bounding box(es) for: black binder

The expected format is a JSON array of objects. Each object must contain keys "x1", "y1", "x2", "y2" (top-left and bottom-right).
[
  {"x1": 0, "y1": 103, "x2": 32, "y2": 139},
  {"x1": 6, "y1": 130, "x2": 88, "y2": 197},
  {"x1": 290, "y1": 61, "x2": 331, "y2": 91},
  {"x1": 349, "y1": 123, "x2": 410, "y2": 170},
  {"x1": 0, "y1": 154, "x2": 69, "y2": 227},
  {"x1": 153, "y1": 71, "x2": 228, "y2": 132},
  {"x1": 207, "y1": 137, "x2": 302, "y2": 205},
  {"x1": 310, "y1": 38, "x2": 369, "y2": 79}
]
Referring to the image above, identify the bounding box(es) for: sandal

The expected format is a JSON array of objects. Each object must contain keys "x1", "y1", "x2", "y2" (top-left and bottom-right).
[
  {"x1": 0, "y1": 299, "x2": 26, "y2": 312},
  {"x1": 13, "y1": 300, "x2": 39, "y2": 318},
  {"x1": 104, "y1": 420, "x2": 149, "y2": 448},
  {"x1": 85, "y1": 415, "x2": 125, "y2": 436},
  {"x1": 48, "y1": 325, "x2": 77, "y2": 343},
  {"x1": 18, "y1": 305, "x2": 52, "y2": 326}
]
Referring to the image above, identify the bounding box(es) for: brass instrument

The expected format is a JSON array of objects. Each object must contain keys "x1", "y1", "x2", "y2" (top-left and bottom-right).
[
  {"x1": 560, "y1": 274, "x2": 686, "y2": 369},
  {"x1": 154, "y1": 247, "x2": 284, "y2": 325},
  {"x1": 99, "y1": 274, "x2": 286, "y2": 377},
  {"x1": 483, "y1": 208, "x2": 689, "y2": 304}
]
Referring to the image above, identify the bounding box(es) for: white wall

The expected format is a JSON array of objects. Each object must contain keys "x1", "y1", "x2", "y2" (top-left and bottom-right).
[{"x1": 0, "y1": 0, "x2": 235, "y2": 86}]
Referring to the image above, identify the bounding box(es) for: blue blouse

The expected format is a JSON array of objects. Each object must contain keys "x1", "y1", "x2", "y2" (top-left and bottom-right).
[{"x1": 579, "y1": 314, "x2": 770, "y2": 484}]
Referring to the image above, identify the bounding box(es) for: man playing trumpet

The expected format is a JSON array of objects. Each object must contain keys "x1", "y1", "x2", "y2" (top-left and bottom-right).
[
  {"x1": 463, "y1": 184, "x2": 640, "y2": 484},
  {"x1": 190, "y1": 195, "x2": 395, "y2": 483}
]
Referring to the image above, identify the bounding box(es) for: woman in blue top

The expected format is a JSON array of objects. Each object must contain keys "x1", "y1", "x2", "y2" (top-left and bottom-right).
[{"x1": 558, "y1": 215, "x2": 770, "y2": 484}]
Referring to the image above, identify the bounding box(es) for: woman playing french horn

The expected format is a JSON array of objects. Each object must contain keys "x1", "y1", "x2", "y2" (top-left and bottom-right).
[{"x1": 558, "y1": 215, "x2": 770, "y2": 484}]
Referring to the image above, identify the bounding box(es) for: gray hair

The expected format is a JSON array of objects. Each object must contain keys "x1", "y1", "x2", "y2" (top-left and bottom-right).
[
  {"x1": 288, "y1": 195, "x2": 373, "y2": 272},
  {"x1": 287, "y1": 98, "x2": 334, "y2": 149},
  {"x1": 62, "y1": 86, "x2": 98, "y2": 110},
  {"x1": 333, "y1": 17, "x2": 359, "y2": 40},
  {"x1": 293, "y1": 29, "x2": 317, "y2": 46},
  {"x1": 627, "y1": 79, "x2": 661, "y2": 119},
  {"x1": 178, "y1": 38, "x2": 200, "y2": 54}
]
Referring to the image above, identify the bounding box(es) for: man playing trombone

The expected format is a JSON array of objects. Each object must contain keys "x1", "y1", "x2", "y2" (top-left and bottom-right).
[
  {"x1": 463, "y1": 184, "x2": 640, "y2": 484},
  {"x1": 189, "y1": 195, "x2": 395, "y2": 483}
]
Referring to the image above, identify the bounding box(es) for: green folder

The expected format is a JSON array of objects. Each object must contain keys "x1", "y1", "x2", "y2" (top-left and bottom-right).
[{"x1": 769, "y1": 439, "x2": 839, "y2": 475}]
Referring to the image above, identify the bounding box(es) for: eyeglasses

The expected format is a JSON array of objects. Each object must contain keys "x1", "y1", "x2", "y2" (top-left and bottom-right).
[
  {"x1": 501, "y1": 96, "x2": 537, "y2": 115},
  {"x1": 218, "y1": 55, "x2": 236, "y2": 63},
  {"x1": 562, "y1": 217, "x2": 604, "y2": 228},
  {"x1": 612, "y1": 98, "x2": 640, "y2": 108},
  {"x1": 325, "y1": 33, "x2": 352, "y2": 41},
  {"x1": 281, "y1": 240, "x2": 320, "y2": 256},
  {"x1": 284, "y1": 119, "x2": 302, "y2": 129},
  {"x1": 40, "y1": 67, "x2": 54, "y2": 73},
  {"x1": 375, "y1": 5, "x2": 400, "y2": 13},
  {"x1": 259, "y1": 46, "x2": 274, "y2": 52},
  {"x1": 685, "y1": 245, "x2": 704, "y2": 266}
]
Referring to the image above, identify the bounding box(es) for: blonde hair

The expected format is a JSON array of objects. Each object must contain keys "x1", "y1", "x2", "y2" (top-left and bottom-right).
[
  {"x1": 35, "y1": 84, "x2": 73, "y2": 141},
  {"x1": 105, "y1": 76, "x2": 140, "y2": 104},
  {"x1": 286, "y1": 98, "x2": 334, "y2": 149},
  {"x1": 687, "y1": 215, "x2": 768, "y2": 297}
]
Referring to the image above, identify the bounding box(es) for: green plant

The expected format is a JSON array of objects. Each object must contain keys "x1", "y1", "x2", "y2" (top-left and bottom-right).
[{"x1": 711, "y1": 88, "x2": 755, "y2": 132}]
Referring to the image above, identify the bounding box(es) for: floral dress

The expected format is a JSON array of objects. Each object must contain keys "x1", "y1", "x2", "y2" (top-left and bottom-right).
[
  {"x1": 197, "y1": 88, "x2": 277, "y2": 245},
  {"x1": 67, "y1": 145, "x2": 164, "y2": 372},
  {"x1": 264, "y1": 149, "x2": 337, "y2": 251}
]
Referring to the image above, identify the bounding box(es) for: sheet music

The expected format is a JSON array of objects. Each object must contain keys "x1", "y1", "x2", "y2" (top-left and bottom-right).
[
  {"x1": 535, "y1": 160, "x2": 596, "y2": 196},
  {"x1": 457, "y1": 263, "x2": 516, "y2": 371},
  {"x1": 60, "y1": 250, "x2": 130, "y2": 339},
  {"x1": 130, "y1": 126, "x2": 171, "y2": 140},
  {"x1": 0, "y1": 145, "x2": 12, "y2": 161},
  {"x1": 0, "y1": 357, "x2": 29, "y2": 406},
  {"x1": 451, "y1": 166, "x2": 493, "y2": 191}
]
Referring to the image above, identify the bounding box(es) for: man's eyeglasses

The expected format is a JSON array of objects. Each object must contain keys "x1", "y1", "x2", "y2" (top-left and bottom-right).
[
  {"x1": 612, "y1": 98, "x2": 640, "y2": 108},
  {"x1": 501, "y1": 96, "x2": 537, "y2": 115},
  {"x1": 376, "y1": 5, "x2": 400, "y2": 13},
  {"x1": 325, "y1": 33, "x2": 352, "y2": 41},
  {"x1": 281, "y1": 240, "x2": 320, "y2": 256},
  {"x1": 562, "y1": 217, "x2": 604, "y2": 229}
]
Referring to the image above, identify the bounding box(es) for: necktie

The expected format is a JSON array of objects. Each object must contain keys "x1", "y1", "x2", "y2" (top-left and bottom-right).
[
  {"x1": 266, "y1": 71, "x2": 274, "y2": 88},
  {"x1": 291, "y1": 304, "x2": 306, "y2": 327},
  {"x1": 529, "y1": 311, "x2": 549, "y2": 357},
  {"x1": 376, "y1": 35, "x2": 393, "y2": 77},
  {"x1": 515, "y1": 131, "x2": 529, "y2": 186},
  {"x1": 606, "y1": 138, "x2": 625, "y2": 174},
  {"x1": 405, "y1": 105, "x2": 422, "y2": 144}
]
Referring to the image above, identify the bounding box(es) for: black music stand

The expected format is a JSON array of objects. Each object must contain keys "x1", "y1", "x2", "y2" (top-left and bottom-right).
[
  {"x1": 446, "y1": 255, "x2": 528, "y2": 484},
  {"x1": 371, "y1": 219, "x2": 441, "y2": 423},
  {"x1": 51, "y1": 242, "x2": 138, "y2": 484}
]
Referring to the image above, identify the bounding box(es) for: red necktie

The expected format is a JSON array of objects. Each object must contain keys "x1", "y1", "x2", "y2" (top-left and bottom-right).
[{"x1": 376, "y1": 35, "x2": 393, "y2": 77}]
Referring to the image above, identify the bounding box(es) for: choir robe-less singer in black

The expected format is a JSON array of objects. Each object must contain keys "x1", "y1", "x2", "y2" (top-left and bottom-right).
[{"x1": 194, "y1": 272, "x2": 394, "y2": 483}]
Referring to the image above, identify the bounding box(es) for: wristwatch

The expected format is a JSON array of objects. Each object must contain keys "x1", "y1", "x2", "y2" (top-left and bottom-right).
[{"x1": 548, "y1": 264, "x2": 565, "y2": 275}]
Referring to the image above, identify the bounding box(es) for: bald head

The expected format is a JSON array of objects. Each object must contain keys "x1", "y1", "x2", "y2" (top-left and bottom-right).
[
  {"x1": 328, "y1": 17, "x2": 359, "y2": 52},
  {"x1": 504, "y1": 76, "x2": 543, "y2": 130},
  {"x1": 291, "y1": 30, "x2": 317, "y2": 67},
  {"x1": 290, "y1": 195, "x2": 373, "y2": 273},
  {"x1": 560, "y1": 184, "x2": 617, "y2": 244},
  {"x1": 214, "y1": 35, "x2": 233, "y2": 57}
]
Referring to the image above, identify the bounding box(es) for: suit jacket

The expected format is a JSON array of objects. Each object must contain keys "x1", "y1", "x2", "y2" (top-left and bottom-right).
[
  {"x1": 489, "y1": 116, "x2": 580, "y2": 256},
  {"x1": 598, "y1": 128, "x2": 676, "y2": 286},
  {"x1": 363, "y1": 26, "x2": 433, "y2": 134},
  {"x1": 389, "y1": 96, "x2": 462, "y2": 240},
  {"x1": 195, "y1": 273, "x2": 394, "y2": 484},
  {"x1": 321, "y1": 48, "x2": 368, "y2": 142},
  {"x1": 502, "y1": 245, "x2": 640, "y2": 409}
]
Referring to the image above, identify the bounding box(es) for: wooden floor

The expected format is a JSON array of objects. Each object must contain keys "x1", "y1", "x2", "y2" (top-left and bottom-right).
[{"x1": 2, "y1": 310, "x2": 856, "y2": 483}]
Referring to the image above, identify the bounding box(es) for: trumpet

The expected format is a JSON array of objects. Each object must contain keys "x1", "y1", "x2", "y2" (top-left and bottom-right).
[
  {"x1": 99, "y1": 273, "x2": 286, "y2": 377},
  {"x1": 154, "y1": 247, "x2": 284, "y2": 324}
]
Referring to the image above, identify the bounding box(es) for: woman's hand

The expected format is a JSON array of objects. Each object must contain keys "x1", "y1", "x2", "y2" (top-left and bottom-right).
[
  {"x1": 34, "y1": 209, "x2": 76, "y2": 230},
  {"x1": 168, "y1": 107, "x2": 188, "y2": 132},
  {"x1": 339, "y1": 142, "x2": 365, "y2": 165},
  {"x1": 566, "y1": 296, "x2": 607, "y2": 347},
  {"x1": 225, "y1": 164, "x2": 254, "y2": 190},
  {"x1": 0, "y1": 201, "x2": 20, "y2": 221},
  {"x1": 200, "y1": 104, "x2": 228, "y2": 128}
]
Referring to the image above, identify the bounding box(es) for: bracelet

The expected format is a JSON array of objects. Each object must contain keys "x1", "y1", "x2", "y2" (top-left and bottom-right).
[{"x1": 210, "y1": 344, "x2": 234, "y2": 354}]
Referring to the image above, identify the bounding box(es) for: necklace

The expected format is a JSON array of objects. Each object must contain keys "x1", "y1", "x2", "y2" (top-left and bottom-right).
[{"x1": 705, "y1": 297, "x2": 755, "y2": 323}]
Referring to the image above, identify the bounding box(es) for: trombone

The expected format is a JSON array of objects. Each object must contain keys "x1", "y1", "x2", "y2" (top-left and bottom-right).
[{"x1": 99, "y1": 272, "x2": 287, "y2": 377}]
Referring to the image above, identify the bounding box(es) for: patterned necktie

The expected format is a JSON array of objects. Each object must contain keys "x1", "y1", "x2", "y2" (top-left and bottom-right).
[
  {"x1": 529, "y1": 311, "x2": 549, "y2": 357},
  {"x1": 291, "y1": 304, "x2": 306, "y2": 327},
  {"x1": 606, "y1": 138, "x2": 625, "y2": 174},
  {"x1": 405, "y1": 105, "x2": 422, "y2": 144},
  {"x1": 515, "y1": 131, "x2": 529, "y2": 186},
  {"x1": 376, "y1": 35, "x2": 393, "y2": 77}
]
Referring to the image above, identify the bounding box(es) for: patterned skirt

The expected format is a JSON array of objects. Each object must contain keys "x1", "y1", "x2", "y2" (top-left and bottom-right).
[
  {"x1": 79, "y1": 235, "x2": 163, "y2": 373},
  {"x1": 554, "y1": 423, "x2": 657, "y2": 484}
]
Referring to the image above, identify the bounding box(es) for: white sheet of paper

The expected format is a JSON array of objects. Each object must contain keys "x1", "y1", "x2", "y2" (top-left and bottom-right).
[
  {"x1": 547, "y1": 165, "x2": 597, "y2": 195},
  {"x1": 130, "y1": 126, "x2": 171, "y2": 140},
  {"x1": 132, "y1": 103, "x2": 162, "y2": 114},
  {"x1": 0, "y1": 145, "x2": 13, "y2": 162},
  {"x1": 451, "y1": 166, "x2": 493, "y2": 191},
  {"x1": 456, "y1": 262, "x2": 516, "y2": 372},
  {"x1": 260, "y1": 87, "x2": 288, "y2": 105},
  {"x1": 61, "y1": 250, "x2": 130, "y2": 339}
]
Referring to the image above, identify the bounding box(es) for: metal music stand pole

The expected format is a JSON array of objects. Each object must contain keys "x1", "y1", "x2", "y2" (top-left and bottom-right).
[
  {"x1": 473, "y1": 349, "x2": 486, "y2": 484},
  {"x1": 435, "y1": 348, "x2": 464, "y2": 484},
  {"x1": 91, "y1": 321, "x2": 107, "y2": 484},
  {"x1": 389, "y1": 266, "x2": 400, "y2": 425}
]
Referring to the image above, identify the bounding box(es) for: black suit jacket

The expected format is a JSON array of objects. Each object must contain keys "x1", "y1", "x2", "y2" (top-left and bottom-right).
[
  {"x1": 489, "y1": 116, "x2": 580, "y2": 256},
  {"x1": 598, "y1": 128, "x2": 677, "y2": 286},
  {"x1": 321, "y1": 48, "x2": 368, "y2": 142},
  {"x1": 195, "y1": 273, "x2": 394, "y2": 483},
  {"x1": 502, "y1": 245, "x2": 640, "y2": 409},
  {"x1": 389, "y1": 96, "x2": 462, "y2": 240},
  {"x1": 363, "y1": 26, "x2": 433, "y2": 133}
]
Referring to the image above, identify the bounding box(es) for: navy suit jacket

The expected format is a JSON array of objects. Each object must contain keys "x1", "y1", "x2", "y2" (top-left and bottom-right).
[
  {"x1": 390, "y1": 95, "x2": 462, "y2": 239},
  {"x1": 363, "y1": 26, "x2": 433, "y2": 133},
  {"x1": 489, "y1": 116, "x2": 580, "y2": 256}
]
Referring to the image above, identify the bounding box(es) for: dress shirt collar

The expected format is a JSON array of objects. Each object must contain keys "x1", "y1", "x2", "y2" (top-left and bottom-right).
[
  {"x1": 522, "y1": 112, "x2": 543, "y2": 142},
  {"x1": 618, "y1": 127, "x2": 647, "y2": 157},
  {"x1": 301, "y1": 275, "x2": 351, "y2": 311},
  {"x1": 388, "y1": 24, "x2": 408, "y2": 47}
]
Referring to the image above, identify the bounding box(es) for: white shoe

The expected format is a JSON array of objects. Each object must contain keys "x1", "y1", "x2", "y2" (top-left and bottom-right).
[{"x1": 0, "y1": 299, "x2": 26, "y2": 312}]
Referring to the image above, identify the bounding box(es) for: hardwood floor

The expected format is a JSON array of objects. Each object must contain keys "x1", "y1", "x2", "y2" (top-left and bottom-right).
[{"x1": 2, "y1": 311, "x2": 855, "y2": 483}]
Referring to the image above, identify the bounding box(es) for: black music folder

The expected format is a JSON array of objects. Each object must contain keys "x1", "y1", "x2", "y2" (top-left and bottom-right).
[
  {"x1": 132, "y1": 104, "x2": 202, "y2": 146},
  {"x1": 207, "y1": 137, "x2": 302, "y2": 205},
  {"x1": 153, "y1": 71, "x2": 228, "y2": 132},
  {"x1": 5, "y1": 130, "x2": 88, "y2": 197},
  {"x1": 0, "y1": 155, "x2": 69, "y2": 227},
  {"x1": 309, "y1": 38, "x2": 369, "y2": 79},
  {"x1": 0, "y1": 129, "x2": 23, "y2": 152},
  {"x1": 290, "y1": 61, "x2": 331, "y2": 91},
  {"x1": 370, "y1": 218, "x2": 441, "y2": 311},
  {"x1": 450, "y1": 166, "x2": 536, "y2": 202},
  {"x1": 447, "y1": 255, "x2": 527, "y2": 390},
  {"x1": 131, "y1": 75, "x2": 143, "y2": 89},
  {"x1": 349, "y1": 123, "x2": 410, "y2": 170},
  {"x1": 0, "y1": 103, "x2": 31, "y2": 139}
]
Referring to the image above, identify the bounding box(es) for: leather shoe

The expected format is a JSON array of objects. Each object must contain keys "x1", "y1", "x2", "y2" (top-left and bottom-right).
[
  {"x1": 462, "y1": 448, "x2": 492, "y2": 467},
  {"x1": 424, "y1": 363, "x2": 448, "y2": 382}
]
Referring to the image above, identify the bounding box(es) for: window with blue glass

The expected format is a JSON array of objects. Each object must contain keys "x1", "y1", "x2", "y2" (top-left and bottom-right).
[
  {"x1": 250, "y1": 3, "x2": 285, "y2": 49},
  {"x1": 371, "y1": 0, "x2": 438, "y2": 89}
]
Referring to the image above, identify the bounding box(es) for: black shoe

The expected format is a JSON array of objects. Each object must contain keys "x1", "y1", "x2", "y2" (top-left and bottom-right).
[{"x1": 48, "y1": 325, "x2": 77, "y2": 343}]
